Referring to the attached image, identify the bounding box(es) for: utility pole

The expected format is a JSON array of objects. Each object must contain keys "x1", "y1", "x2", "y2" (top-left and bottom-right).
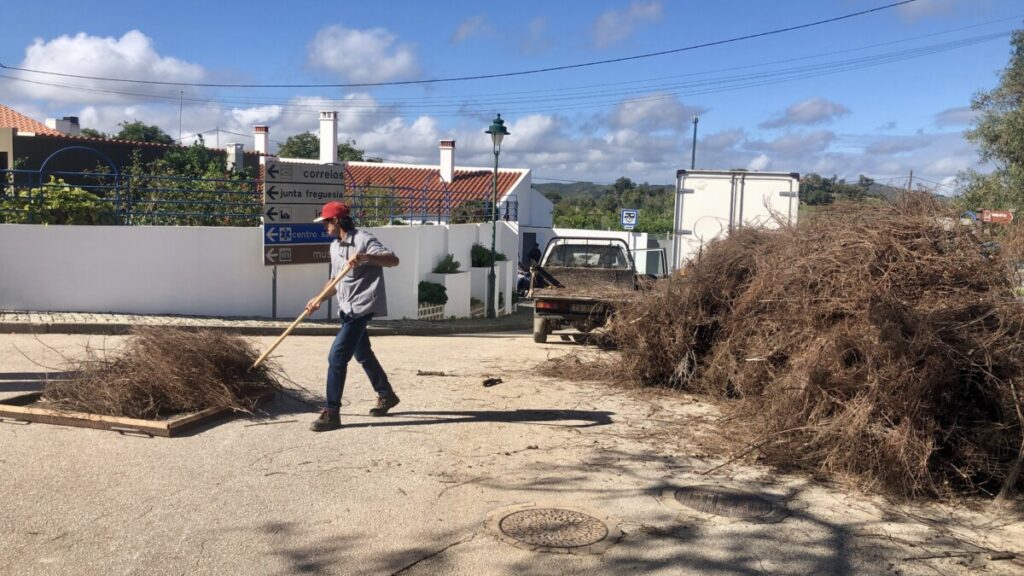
[
  {"x1": 907, "y1": 169, "x2": 913, "y2": 193},
  {"x1": 178, "y1": 90, "x2": 184, "y2": 143},
  {"x1": 690, "y1": 115, "x2": 700, "y2": 169}
]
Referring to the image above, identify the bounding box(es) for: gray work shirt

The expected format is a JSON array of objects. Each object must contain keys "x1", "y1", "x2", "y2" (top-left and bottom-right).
[{"x1": 330, "y1": 229, "x2": 394, "y2": 318}]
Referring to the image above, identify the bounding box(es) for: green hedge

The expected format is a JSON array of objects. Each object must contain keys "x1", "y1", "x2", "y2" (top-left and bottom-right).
[
  {"x1": 418, "y1": 281, "x2": 448, "y2": 305},
  {"x1": 470, "y1": 243, "x2": 508, "y2": 267}
]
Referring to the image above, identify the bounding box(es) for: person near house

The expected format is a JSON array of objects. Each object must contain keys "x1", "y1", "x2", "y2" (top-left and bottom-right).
[
  {"x1": 527, "y1": 242, "x2": 542, "y2": 266},
  {"x1": 305, "y1": 201, "x2": 401, "y2": 432},
  {"x1": 516, "y1": 263, "x2": 531, "y2": 297}
]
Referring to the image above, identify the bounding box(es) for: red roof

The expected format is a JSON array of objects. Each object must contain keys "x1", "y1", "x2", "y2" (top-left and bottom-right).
[
  {"x1": 344, "y1": 162, "x2": 524, "y2": 207},
  {"x1": 0, "y1": 104, "x2": 62, "y2": 135}
]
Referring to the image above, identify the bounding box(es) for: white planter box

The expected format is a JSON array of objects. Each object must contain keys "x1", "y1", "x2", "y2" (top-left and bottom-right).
[
  {"x1": 425, "y1": 271, "x2": 471, "y2": 318},
  {"x1": 470, "y1": 266, "x2": 489, "y2": 303},
  {"x1": 470, "y1": 262, "x2": 516, "y2": 316},
  {"x1": 497, "y1": 260, "x2": 515, "y2": 316}
]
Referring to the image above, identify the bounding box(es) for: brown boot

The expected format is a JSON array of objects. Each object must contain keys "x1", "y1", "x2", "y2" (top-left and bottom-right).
[
  {"x1": 369, "y1": 394, "x2": 400, "y2": 417},
  {"x1": 310, "y1": 409, "x2": 341, "y2": 432}
]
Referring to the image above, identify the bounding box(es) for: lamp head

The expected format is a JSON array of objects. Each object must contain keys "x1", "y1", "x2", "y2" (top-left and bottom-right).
[{"x1": 485, "y1": 114, "x2": 509, "y2": 149}]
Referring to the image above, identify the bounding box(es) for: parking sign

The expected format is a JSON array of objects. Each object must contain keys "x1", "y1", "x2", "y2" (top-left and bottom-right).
[{"x1": 621, "y1": 209, "x2": 638, "y2": 230}]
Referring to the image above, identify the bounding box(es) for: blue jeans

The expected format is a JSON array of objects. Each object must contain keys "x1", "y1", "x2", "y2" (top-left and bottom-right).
[{"x1": 325, "y1": 313, "x2": 394, "y2": 410}]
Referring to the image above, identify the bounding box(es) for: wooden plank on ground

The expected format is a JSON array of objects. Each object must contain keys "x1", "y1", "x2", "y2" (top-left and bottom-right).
[{"x1": 0, "y1": 393, "x2": 230, "y2": 437}]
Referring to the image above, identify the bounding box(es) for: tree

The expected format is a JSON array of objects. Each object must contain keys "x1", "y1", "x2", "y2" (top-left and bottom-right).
[
  {"x1": 800, "y1": 173, "x2": 835, "y2": 205},
  {"x1": 79, "y1": 128, "x2": 107, "y2": 139},
  {"x1": 157, "y1": 137, "x2": 230, "y2": 178},
  {"x1": 277, "y1": 132, "x2": 372, "y2": 161},
  {"x1": 277, "y1": 132, "x2": 319, "y2": 159},
  {"x1": 959, "y1": 30, "x2": 1024, "y2": 210},
  {"x1": 338, "y1": 140, "x2": 369, "y2": 161},
  {"x1": 541, "y1": 178, "x2": 674, "y2": 233},
  {"x1": 114, "y1": 120, "x2": 174, "y2": 144}
]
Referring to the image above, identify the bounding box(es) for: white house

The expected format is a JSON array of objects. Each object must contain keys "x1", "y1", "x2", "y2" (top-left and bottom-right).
[{"x1": 256, "y1": 115, "x2": 554, "y2": 266}]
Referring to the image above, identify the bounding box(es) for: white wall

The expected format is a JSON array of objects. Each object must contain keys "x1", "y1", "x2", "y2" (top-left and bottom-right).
[
  {"x1": 0, "y1": 222, "x2": 518, "y2": 320},
  {"x1": 526, "y1": 188, "x2": 553, "y2": 229}
]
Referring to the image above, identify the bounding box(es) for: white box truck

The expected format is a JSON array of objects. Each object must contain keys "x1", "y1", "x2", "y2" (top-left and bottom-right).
[{"x1": 671, "y1": 169, "x2": 799, "y2": 270}]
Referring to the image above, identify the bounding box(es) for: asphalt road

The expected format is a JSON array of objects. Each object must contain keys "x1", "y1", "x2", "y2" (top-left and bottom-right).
[{"x1": 1, "y1": 332, "x2": 1021, "y2": 575}]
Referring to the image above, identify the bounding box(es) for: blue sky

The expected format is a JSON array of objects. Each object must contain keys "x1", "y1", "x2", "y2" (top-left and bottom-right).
[{"x1": 1, "y1": 0, "x2": 1021, "y2": 190}]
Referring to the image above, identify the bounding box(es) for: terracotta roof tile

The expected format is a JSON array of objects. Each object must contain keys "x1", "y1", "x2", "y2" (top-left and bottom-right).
[
  {"x1": 344, "y1": 163, "x2": 523, "y2": 212},
  {"x1": 0, "y1": 104, "x2": 62, "y2": 136}
]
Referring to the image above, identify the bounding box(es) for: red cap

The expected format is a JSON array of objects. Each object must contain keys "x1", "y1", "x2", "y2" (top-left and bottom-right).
[{"x1": 314, "y1": 201, "x2": 350, "y2": 222}]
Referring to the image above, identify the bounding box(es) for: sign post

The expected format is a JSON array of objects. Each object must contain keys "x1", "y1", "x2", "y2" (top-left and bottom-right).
[
  {"x1": 262, "y1": 160, "x2": 346, "y2": 265},
  {"x1": 620, "y1": 208, "x2": 638, "y2": 231}
]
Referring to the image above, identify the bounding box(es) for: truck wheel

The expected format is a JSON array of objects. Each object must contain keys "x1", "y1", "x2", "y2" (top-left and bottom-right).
[{"x1": 533, "y1": 317, "x2": 548, "y2": 343}]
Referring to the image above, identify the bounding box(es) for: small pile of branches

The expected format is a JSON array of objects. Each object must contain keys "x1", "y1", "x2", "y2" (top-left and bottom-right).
[
  {"x1": 594, "y1": 196, "x2": 1024, "y2": 499},
  {"x1": 43, "y1": 328, "x2": 282, "y2": 419}
]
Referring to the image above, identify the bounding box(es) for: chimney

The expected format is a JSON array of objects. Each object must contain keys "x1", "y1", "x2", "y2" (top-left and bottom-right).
[
  {"x1": 45, "y1": 116, "x2": 81, "y2": 135},
  {"x1": 225, "y1": 143, "x2": 244, "y2": 172},
  {"x1": 320, "y1": 111, "x2": 338, "y2": 164},
  {"x1": 439, "y1": 139, "x2": 455, "y2": 183},
  {"x1": 254, "y1": 125, "x2": 269, "y2": 156}
]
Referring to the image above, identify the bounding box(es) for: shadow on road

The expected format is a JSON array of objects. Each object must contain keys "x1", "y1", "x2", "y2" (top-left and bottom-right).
[
  {"x1": 338, "y1": 409, "x2": 614, "y2": 429},
  {"x1": 0, "y1": 370, "x2": 81, "y2": 393}
]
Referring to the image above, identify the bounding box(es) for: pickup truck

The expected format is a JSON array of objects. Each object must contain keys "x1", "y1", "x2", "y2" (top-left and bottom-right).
[{"x1": 529, "y1": 237, "x2": 666, "y2": 343}]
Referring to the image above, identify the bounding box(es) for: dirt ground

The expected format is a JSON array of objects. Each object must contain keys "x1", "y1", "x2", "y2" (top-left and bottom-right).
[{"x1": 1, "y1": 331, "x2": 1022, "y2": 575}]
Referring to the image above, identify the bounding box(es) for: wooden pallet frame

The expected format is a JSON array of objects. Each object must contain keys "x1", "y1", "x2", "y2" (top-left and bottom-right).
[{"x1": 0, "y1": 393, "x2": 233, "y2": 437}]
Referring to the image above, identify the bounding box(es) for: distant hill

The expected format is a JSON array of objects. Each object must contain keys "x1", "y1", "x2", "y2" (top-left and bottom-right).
[
  {"x1": 534, "y1": 181, "x2": 673, "y2": 200},
  {"x1": 534, "y1": 181, "x2": 603, "y2": 199},
  {"x1": 534, "y1": 179, "x2": 676, "y2": 233},
  {"x1": 866, "y1": 183, "x2": 953, "y2": 203}
]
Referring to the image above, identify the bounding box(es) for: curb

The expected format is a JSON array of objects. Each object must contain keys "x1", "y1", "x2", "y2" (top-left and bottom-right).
[{"x1": 0, "y1": 318, "x2": 533, "y2": 337}]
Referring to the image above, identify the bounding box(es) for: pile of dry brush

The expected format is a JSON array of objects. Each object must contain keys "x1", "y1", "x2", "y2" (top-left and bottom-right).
[
  {"x1": 43, "y1": 328, "x2": 282, "y2": 419},
  {"x1": 590, "y1": 196, "x2": 1024, "y2": 499}
]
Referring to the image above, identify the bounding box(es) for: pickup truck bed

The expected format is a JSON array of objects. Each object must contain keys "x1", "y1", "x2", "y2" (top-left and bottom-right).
[{"x1": 531, "y1": 267, "x2": 638, "y2": 299}]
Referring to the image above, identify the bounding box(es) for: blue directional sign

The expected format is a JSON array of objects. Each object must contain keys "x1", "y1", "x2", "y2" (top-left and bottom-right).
[
  {"x1": 263, "y1": 223, "x2": 335, "y2": 245},
  {"x1": 621, "y1": 208, "x2": 638, "y2": 231}
]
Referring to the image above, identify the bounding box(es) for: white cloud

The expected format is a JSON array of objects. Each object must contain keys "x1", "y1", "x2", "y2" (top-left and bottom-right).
[
  {"x1": 760, "y1": 98, "x2": 849, "y2": 128},
  {"x1": 747, "y1": 154, "x2": 771, "y2": 171},
  {"x1": 592, "y1": 1, "x2": 663, "y2": 48},
  {"x1": 701, "y1": 129, "x2": 746, "y2": 151},
  {"x1": 609, "y1": 94, "x2": 704, "y2": 132},
  {"x1": 933, "y1": 106, "x2": 977, "y2": 127},
  {"x1": 451, "y1": 15, "x2": 488, "y2": 44},
  {"x1": 899, "y1": 0, "x2": 959, "y2": 20},
  {"x1": 865, "y1": 134, "x2": 933, "y2": 155},
  {"x1": 307, "y1": 25, "x2": 419, "y2": 83},
  {"x1": 230, "y1": 105, "x2": 283, "y2": 127},
  {"x1": 749, "y1": 130, "x2": 836, "y2": 155},
  {"x1": 6, "y1": 30, "x2": 204, "y2": 105},
  {"x1": 73, "y1": 101, "x2": 224, "y2": 146},
  {"x1": 924, "y1": 155, "x2": 972, "y2": 175},
  {"x1": 505, "y1": 114, "x2": 569, "y2": 154}
]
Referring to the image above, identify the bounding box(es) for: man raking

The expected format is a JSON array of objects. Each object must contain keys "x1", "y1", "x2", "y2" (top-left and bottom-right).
[{"x1": 305, "y1": 201, "x2": 401, "y2": 432}]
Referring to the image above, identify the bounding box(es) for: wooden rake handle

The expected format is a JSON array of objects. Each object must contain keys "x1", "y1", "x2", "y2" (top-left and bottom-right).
[{"x1": 252, "y1": 263, "x2": 353, "y2": 369}]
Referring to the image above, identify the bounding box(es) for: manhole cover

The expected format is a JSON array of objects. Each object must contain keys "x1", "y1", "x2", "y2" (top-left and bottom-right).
[
  {"x1": 485, "y1": 503, "x2": 621, "y2": 554},
  {"x1": 500, "y1": 508, "x2": 608, "y2": 548},
  {"x1": 672, "y1": 486, "x2": 774, "y2": 518}
]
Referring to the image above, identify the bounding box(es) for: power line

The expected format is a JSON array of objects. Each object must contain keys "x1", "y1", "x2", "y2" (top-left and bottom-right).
[
  {"x1": 0, "y1": 0, "x2": 917, "y2": 89},
  {"x1": 1, "y1": 28, "x2": 1005, "y2": 117}
]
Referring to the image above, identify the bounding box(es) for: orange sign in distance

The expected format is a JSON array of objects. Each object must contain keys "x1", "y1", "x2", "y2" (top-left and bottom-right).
[{"x1": 981, "y1": 210, "x2": 1014, "y2": 224}]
